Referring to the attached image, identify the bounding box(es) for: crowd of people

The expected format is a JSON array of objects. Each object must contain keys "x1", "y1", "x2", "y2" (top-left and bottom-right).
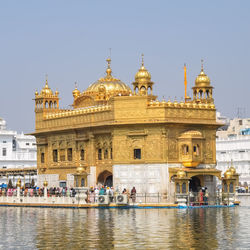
[
  {"x1": 189, "y1": 187, "x2": 209, "y2": 206},
  {"x1": 0, "y1": 185, "x2": 137, "y2": 203},
  {"x1": 0, "y1": 187, "x2": 77, "y2": 197},
  {"x1": 87, "y1": 186, "x2": 137, "y2": 203}
]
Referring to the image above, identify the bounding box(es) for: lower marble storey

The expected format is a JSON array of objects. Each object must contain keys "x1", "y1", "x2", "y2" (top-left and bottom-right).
[{"x1": 37, "y1": 164, "x2": 226, "y2": 203}]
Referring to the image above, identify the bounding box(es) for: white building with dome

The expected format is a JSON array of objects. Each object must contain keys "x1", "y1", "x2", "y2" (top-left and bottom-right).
[{"x1": 0, "y1": 117, "x2": 37, "y2": 187}]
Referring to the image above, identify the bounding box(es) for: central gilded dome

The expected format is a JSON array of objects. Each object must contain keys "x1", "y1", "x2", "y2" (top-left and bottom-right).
[{"x1": 84, "y1": 58, "x2": 132, "y2": 98}]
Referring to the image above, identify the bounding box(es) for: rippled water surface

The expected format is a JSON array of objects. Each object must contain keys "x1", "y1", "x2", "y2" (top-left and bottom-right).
[{"x1": 0, "y1": 206, "x2": 249, "y2": 249}]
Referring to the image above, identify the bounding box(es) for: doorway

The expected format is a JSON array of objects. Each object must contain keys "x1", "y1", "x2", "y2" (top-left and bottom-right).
[{"x1": 189, "y1": 176, "x2": 201, "y2": 192}]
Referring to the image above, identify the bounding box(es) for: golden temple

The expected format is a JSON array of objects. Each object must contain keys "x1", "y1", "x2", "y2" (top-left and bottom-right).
[{"x1": 32, "y1": 55, "x2": 236, "y2": 200}]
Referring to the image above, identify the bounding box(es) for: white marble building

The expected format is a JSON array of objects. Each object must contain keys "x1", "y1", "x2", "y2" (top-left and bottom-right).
[
  {"x1": 0, "y1": 117, "x2": 37, "y2": 186},
  {"x1": 216, "y1": 116, "x2": 250, "y2": 186}
]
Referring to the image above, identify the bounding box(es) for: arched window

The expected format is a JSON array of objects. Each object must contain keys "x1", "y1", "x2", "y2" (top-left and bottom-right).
[
  {"x1": 206, "y1": 90, "x2": 210, "y2": 98},
  {"x1": 110, "y1": 148, "x2": 113, "y2": 159},
  {"x1": 45, "y1": 101, "x2": 48, "y2": 108},
  {"x1": 176, "y1": 183, "x2": 180, "y2": 193},
  {"x1": 194, "y1": 90, "x2": 197, "y2": 99},
  {"x1": 41, "y1": 153, "x2": 45, "y2": 163},
  {"x1": 182, "y1": 145, "x2": 189, "y2": 155},
  {"x1": 140, "y1": 86, "x2": 146, "y2": 95},
  {"x1": 98, "y1": 149, "x2": 102, "y2": 160},
  {"x1": 104, "y1": 149, "x2": 108, "y2": 159},
  {"x1": 147, "y1": 86, "x2": 152, "y2": 95},
  {"x1": 196, "y1": 145, "x2": 200, "y2": 156},
  {"x1": 134, "y1": 86, "x2": 138, "y2": 94},
  {"x1": 67, "y1": 148, "x2": 73, "y2": 161},
  {"x1": 224, "y1": 183, "x2": 228, "y2": 193},
  {"x1": 49, "y1": 101, "x2": 53, "y2": 108},
  {"x1": 80, "y1": 149, "x2": 85, "y2": 161},
  {"x1": 182, "y1": 183, "x2": 186, "y2": 193},
  {"x1": 81, "y1": 178, "x2": 85, "y2": 187},
  {"x1": 54, "y1": 101, "x2": 57, "y2": 108},
  {"x1": 229, "y1": 182, "x2": 234, "y2": 193},
  {"x1": 199, "y1": 90, "x2": 203, "y2": 99}
]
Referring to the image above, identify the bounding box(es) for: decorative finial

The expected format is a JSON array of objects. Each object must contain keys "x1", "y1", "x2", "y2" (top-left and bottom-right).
[
  {"x1": 106, "y1": 57, "x2": 112, "y2": 76},
  {"x1": 45, "y1": 74, "x2": 48, "y2": 85},
  {"x1": 109, "y1": 48, "x2": 112, "y2": 59},
  {"x1": 75, "y1": 81, "x2": 78, "y2": 89},
  {"x1": 201, "y1": 59, "x2": 204, "y2": 71},
  {"x1": 141, "y1": 53, "x2": 144, "y2": 67}
]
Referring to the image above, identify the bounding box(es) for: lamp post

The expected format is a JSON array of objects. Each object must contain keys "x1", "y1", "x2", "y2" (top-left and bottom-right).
[
  {"x1": 16, "y1": 178, "x2": 21, "y2": 198},
  {"x1": 43, "y1": 180, "x2": 48, "y2": 198}
]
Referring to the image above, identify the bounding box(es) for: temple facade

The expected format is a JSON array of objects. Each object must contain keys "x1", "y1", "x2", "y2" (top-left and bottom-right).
[{"x1": 33, "y1": 56, "x2": 229, "y2": 200}]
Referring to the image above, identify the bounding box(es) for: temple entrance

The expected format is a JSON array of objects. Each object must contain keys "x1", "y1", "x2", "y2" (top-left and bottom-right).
[
  {"x1": 97, "y1": 170, "x2": 113, "y2": 187},
  {"x1": 189, "y1": 176, "x2": 201, "y2": 192}
]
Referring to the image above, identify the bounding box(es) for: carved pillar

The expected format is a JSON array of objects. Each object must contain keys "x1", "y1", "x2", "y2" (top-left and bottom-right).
[{"x1": 88, "y1": 134, "x2": 96, "y2": 166}]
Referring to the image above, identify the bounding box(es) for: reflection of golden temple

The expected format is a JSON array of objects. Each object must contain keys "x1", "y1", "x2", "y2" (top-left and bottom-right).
[{"x1": 32, "y1": 56, "x2": 231, "y2": 200}]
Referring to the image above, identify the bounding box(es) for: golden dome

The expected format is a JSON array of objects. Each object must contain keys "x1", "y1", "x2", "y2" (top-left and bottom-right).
[
  {"x1": 76, "y1": 166, "x2": 85, "y2": 174},
  {"x1": 224, "y1": 170, "x2": 233, "y2": 179},
  {"x1": 177, "y1": 169, "x2": 186, "y2": 179},
  {"x1": 135, "y1": 54, "x2": 151, "y2": 82},
  {"x1": 229, "y1": 165, "x2": 236, "y2": 175},
  {"x1": 195, "y1": 61, "x2": 211, "y2": 87},
  {"x1": 35, "y1": 90, "x2": 39, "y2": 96},
  {"x1": 72, "y1": 83, "x2": 80, "y2": 98},
  {"x1": 84, "y1": 58, "x2": 131, "y2": 98},
  {"x1": 41, "y1": 79, "x2": 53, "y2": 96},
  {"x1": 55, "y1": 90, "x2": 59, "y2": 96},
  {"x1": 43, "y1": 180, "x2": 48, "y2": 187}
]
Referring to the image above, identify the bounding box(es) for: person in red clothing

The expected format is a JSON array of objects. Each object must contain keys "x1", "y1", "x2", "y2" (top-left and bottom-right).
[{"x1": 199, "y1": 189, "x2": 203, "y2": 205}]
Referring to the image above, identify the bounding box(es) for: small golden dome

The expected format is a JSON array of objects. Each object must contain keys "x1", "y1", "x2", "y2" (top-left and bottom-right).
[
  {"x1": 135, "y1": 55, "x2": 151, "y2": 82},
  {"x1": 224, "y1": 170, "x2": 232, "y2": 179},
  {"x1": 55, "y1": 90, "x2": 59, "y2": 96},
  {"x1": 229, "y1": 165, "x2": 236, "y2": 175},
  {"x1": 43, "y1": 180, "x2": 48, "y2": 187},
  {"x1": 76, "y1": 166, "x2": 85, "y2": 174},
  {"x1": 41, "y1": 79, "x2": 53, "y2": 96},
  {"x1": 177, "y1": 169, "x2": 186, "y2": 179},
  {"x1": 35, "y1": 90, "x2": 39, "y2": 96},
  {"x1": 195, "y1": 61, "x2": 211, "y2": 87},
  {"x1": 72, "y1": 83, "x2": 80, "y2": 98}
]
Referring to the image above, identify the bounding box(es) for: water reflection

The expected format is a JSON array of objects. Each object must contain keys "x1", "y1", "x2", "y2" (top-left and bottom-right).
[{"x1": 0, "y1": 207, "x2": 250, "y2": 249}]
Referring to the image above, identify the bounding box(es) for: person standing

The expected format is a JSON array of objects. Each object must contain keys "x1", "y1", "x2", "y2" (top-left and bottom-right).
[
  {"x1": 131, "y1": 187, "x2": 136, "y2": 203},
  {"x1": 199, "y1": 188, "x2": 203, "y2": 206},
  {"x1": 204, "y1": 188, "x2": 209, "y2": 205}
]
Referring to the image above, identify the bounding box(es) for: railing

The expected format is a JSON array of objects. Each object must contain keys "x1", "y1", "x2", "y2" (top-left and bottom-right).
[
  {"x1": 186, "y1": 192, "x2": 221, "y2": 206},
  {"x1": 0, "y1": 189, "x2": 236, "y2": 206},
  {"x1": 0, "y1": 189, "x2": 172, "y2": 204}
]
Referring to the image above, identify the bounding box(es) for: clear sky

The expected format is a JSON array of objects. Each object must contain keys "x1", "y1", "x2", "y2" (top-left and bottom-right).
[{"x1": 0, "y1": 0, "x2": 249, "y2": 133}]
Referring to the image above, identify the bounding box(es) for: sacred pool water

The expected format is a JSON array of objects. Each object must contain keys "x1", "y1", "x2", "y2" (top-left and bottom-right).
[{"x1": 0, "y1": 206, "x2": 249, "y2": 249}]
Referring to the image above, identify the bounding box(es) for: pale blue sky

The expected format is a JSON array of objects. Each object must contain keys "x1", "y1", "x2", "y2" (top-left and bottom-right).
[{"x1": 0, "y1": 1, "x2": 249, "y2": 132}]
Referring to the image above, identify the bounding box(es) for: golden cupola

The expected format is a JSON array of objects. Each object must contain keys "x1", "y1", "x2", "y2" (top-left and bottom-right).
[
  {"x1": 73, "y1": 57, "x2": 132, "y2": 108},
  {"x1": 41, "y1": 79, "x2": 53, "y2": 96},
  {"x1": 34, "y1": 77, "x2": 59, "y2": 111},
  {"x1": 192, "y1": 60, "x2": 214, "y2": 104},
  {"x1": 72, "y1": 82, "x2": 80, "y2": 100},
  {"x1": 133, "y1": 54, "x2": 154, "y2": 96}
]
